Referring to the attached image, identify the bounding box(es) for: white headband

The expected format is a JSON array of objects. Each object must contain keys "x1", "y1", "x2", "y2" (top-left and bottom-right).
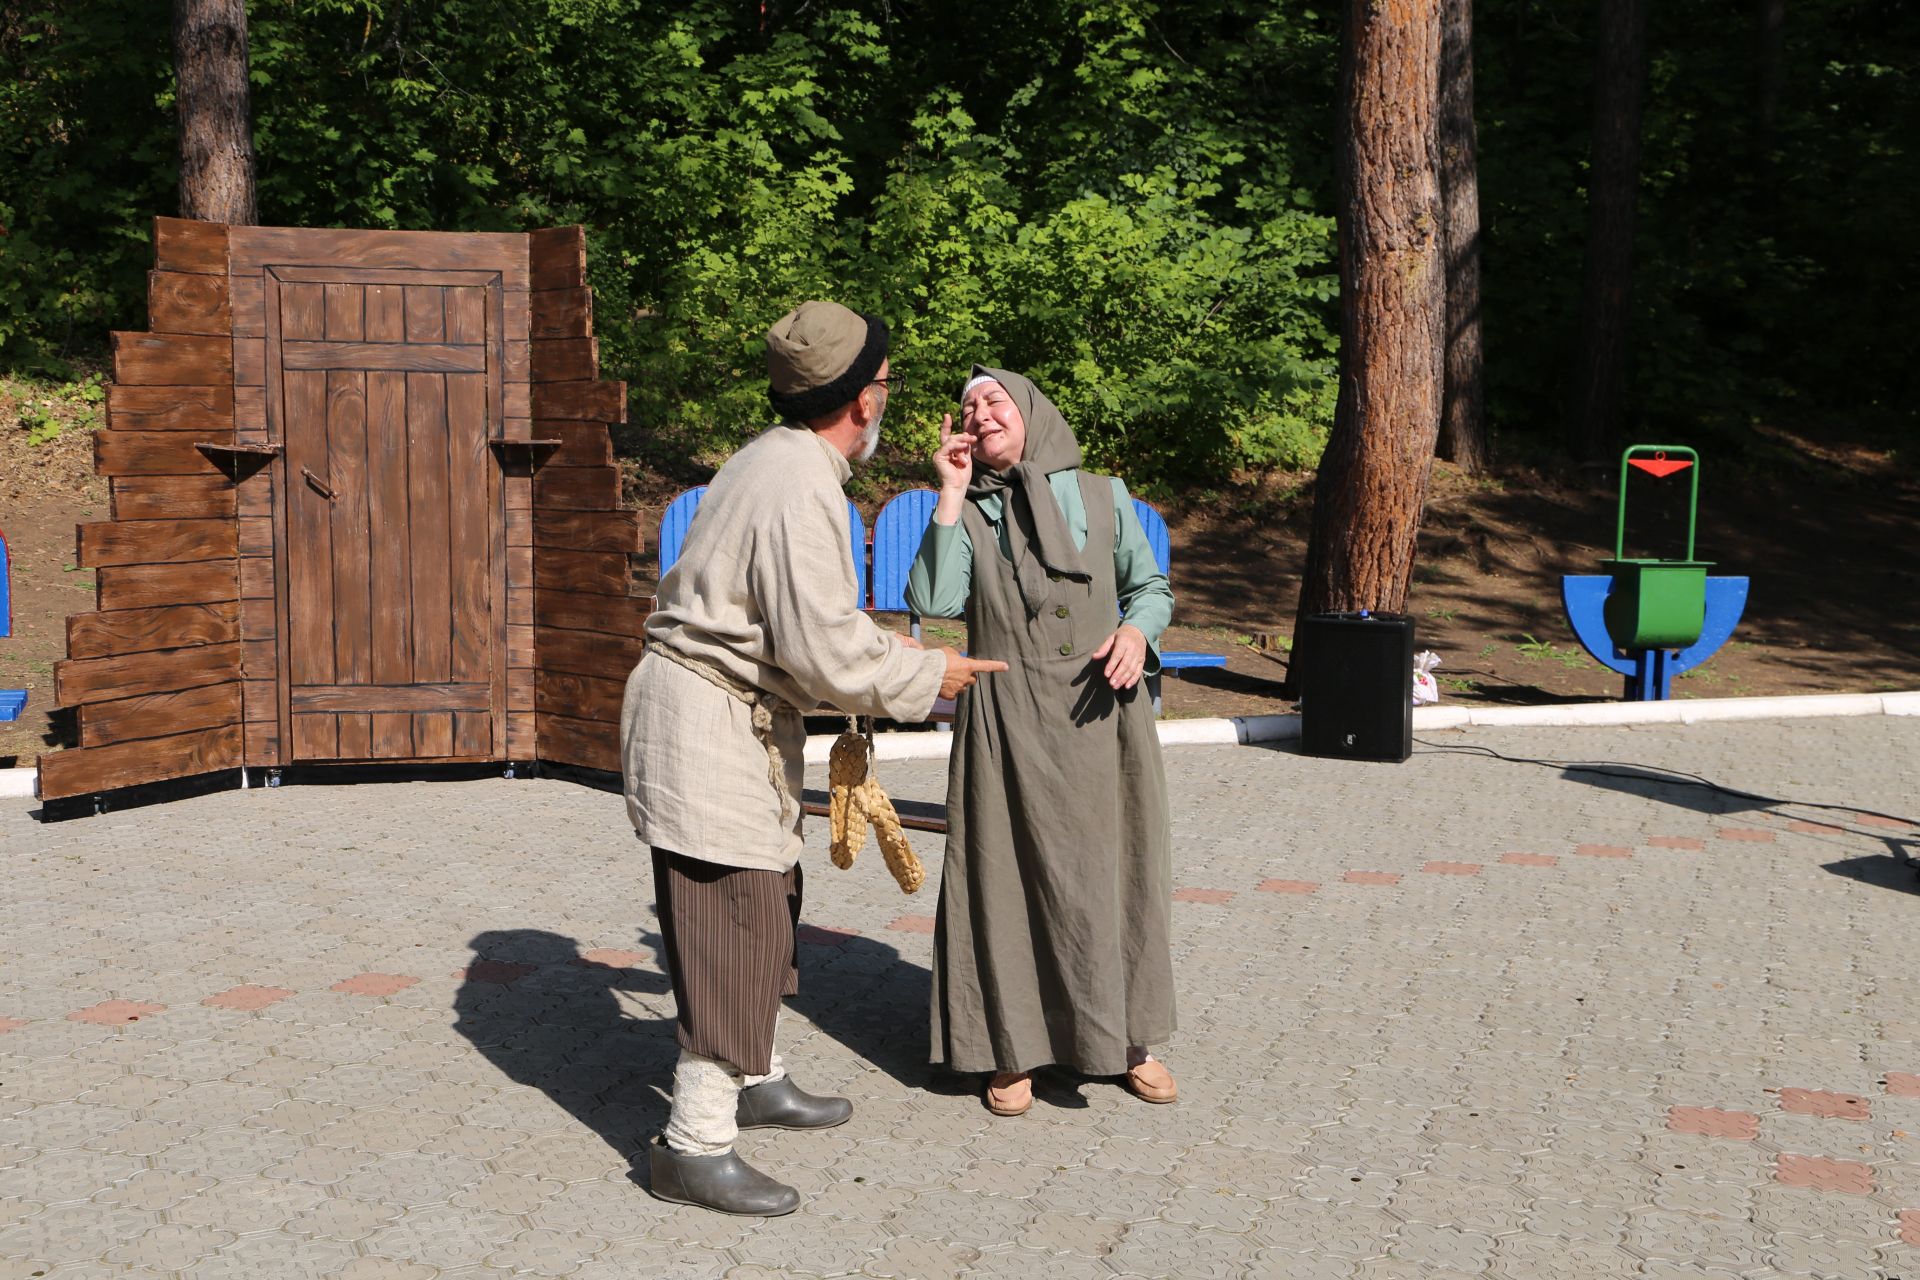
[{"x1": 961, "y1": 374, "x2": 1002, "y2": 401}]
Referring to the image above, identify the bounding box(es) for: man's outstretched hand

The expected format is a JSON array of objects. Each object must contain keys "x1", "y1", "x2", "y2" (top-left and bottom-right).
[{"x1": 939, "y1": 647, "x2": 1008, "y2": 699}]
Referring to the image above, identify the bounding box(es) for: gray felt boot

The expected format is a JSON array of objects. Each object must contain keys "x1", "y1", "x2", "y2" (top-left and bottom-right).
[
  {"x1": 647, "y1": 1136, "x2": 799, "y2": 1216},
  {"x1": 735, "y1": 1076, "x2": 854, "y2": 1131}
]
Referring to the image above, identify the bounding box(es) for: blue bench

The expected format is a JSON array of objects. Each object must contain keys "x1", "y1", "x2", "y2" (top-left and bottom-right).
[
  {"x1": 865, "y1": 490, "x2": 1223, "y2": 716},
  {"x1": 0, "y1": 527, "x2": 26, "y2": 722},
  {"x1": 870, "y1": 488, "x2": 941, "y2": 639},
  {"x1": 1130, "y1": 499, "x2": 1226, "y2": 711},
  {"x1": 656, "y1": 485, "x2": 868, "y2": 610}
]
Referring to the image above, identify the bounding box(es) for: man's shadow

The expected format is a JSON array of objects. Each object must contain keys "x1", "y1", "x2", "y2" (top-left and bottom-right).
[
  {"x1": 453, "y1": 928, "x2": 679, "y2": 1174},
  {"x1": 452, "y1": 920, "x2": 972, "y2": 1178}
]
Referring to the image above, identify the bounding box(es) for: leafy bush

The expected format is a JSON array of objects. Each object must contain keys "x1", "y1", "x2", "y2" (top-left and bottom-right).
[{"x1": 2, "y1": 0, "x2": 1339, "y2": 487}]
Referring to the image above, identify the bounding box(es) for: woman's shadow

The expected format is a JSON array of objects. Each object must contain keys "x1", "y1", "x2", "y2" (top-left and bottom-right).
[{"x1": 452, "y1": 920, "x2": 969, "y2": 1181}]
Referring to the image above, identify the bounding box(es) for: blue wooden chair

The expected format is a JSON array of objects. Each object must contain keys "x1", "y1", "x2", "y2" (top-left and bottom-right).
[
  {"x1": 0, "y1": 527, "x2": 26, "y2": 722},
  {"x1": 655, "y1": 486, "x2": 707, "y2": 585},
  {"x1": 656, "y1": 486, "x2": 868, "y2": 610},
  {"x1": 871, "y1": 488, "x2": 940, "y2": 639},
  {"x1": 846, "y1": 500, "x2": 869, "y2": 610},
  {"x1": 1130, "y1": 498, "x2": 1226, "y2": 712}
]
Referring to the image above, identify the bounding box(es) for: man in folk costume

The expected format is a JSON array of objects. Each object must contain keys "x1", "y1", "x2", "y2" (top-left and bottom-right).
[
  {"x1": 907, "y1": 367, "x2": 1178, "y2": 1117},
  {"x1": 621, "y1": 302, "x2": 1005, "y2": 1216}
]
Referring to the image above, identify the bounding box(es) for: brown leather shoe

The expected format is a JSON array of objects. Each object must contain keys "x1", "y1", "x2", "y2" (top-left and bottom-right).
[
  {"x1": 1124, "y1": 1058, "x2": 1177, "y2": 1104},
  {"x1": 985, "y1": 1071, "x2": 1033, "y2": 1116}
]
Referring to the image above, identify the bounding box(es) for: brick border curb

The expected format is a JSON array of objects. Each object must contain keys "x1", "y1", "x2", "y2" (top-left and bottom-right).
[{"x1": 5, "y1": 690, "x2": 1915, "y2": 792}]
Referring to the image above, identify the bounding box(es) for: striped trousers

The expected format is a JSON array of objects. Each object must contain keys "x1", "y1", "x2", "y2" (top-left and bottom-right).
[{"x1": 651, "y1": 847, "x2": 801, "y2": 1077}]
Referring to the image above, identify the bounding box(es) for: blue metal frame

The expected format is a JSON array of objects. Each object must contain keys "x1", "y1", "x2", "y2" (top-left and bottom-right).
[
  {"x1": 0, "y1": 527, "x2": 24, "y2": 721},
  {"x1": 1562, "y1": 574, "x2": 1750, "y2": 701}
]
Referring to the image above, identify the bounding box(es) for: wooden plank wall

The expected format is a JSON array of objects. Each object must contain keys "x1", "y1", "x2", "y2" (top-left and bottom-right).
[
  {"x1": 498, "y1": 267, "x2": 538, "y2": 762},
  {"x1": 37, "y1": 219, "x2": 644, "y2": 799},
  {"x1": 38, "y1": 217, "x2": 245, "y2": 800},
  {"x1": 228, "y1": 227, "x2": 280, "y2": 766},
  {"x1": 526, "y1": 226, "x2": 648, "y2": 773}
]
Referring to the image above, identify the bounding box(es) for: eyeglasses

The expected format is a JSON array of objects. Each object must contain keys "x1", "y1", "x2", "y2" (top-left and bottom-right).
[{"x1": 869, "y1": 374, "x2": 907, "y2": 394}]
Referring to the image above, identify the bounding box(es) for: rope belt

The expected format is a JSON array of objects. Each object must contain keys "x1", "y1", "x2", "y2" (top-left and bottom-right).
[{"x1": 649, "y1": 642, "x2": 799, "y2": 828}]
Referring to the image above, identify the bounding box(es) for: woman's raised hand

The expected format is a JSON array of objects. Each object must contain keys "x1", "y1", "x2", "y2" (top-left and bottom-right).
[{"x1": 933, "y1": 413, "x2": 976, "y2": 492}]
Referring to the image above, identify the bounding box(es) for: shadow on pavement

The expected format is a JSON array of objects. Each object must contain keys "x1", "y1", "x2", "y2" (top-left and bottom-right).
[
  {"x1": 1556, "y1": 763, "x2": 1769, "y2": 815},
  {"x1": 1823, "y1": 842, "x2": 1920, "y2": 894},
  {"x1": 454, "y1": 928, "x2": 677, "y2": 1188},
  {"x1": 786, "y1": 934, "x2": 973, "y2": 1101},
  {"x1": 452, "y1": 923, "x2": 970, "y2": 1188},
  {"x1": 1408, "y1": 738, "x2": 1780, "y2": 816}
]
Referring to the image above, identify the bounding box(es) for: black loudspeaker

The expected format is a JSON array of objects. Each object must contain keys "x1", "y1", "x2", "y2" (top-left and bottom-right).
[{"x1": 1297, "y1": 611, "x2": 1415, "y2": 762}]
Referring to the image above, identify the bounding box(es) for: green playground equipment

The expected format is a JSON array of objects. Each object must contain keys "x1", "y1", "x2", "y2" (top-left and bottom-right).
[
  {"x1": 1563, "y1": 445, "x2": 1748, "y2": 700},
  {"x1": 1597, "y1": 445, "x2": 1711, "y2": 651}
]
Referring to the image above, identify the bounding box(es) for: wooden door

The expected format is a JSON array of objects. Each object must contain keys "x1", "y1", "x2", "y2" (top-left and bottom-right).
[{"x1": 269, "y1": 268, "x2": 504, "y2": 761}]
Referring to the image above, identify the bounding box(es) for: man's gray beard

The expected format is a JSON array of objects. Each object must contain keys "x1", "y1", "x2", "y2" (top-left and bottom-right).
[{"x1": 856, "y1": 410, "x2": 883, "y2": 462}]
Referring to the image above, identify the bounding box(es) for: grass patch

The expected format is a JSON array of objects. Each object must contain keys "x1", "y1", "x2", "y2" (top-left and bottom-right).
[{"x1": 1513, "y1": 633, "x2": 1593, "y2": 670}]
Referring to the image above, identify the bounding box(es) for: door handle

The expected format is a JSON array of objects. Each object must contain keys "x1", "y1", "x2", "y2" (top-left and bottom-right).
[{"x1": 301, "y1": 467, "x2": 337, "y2": 501}]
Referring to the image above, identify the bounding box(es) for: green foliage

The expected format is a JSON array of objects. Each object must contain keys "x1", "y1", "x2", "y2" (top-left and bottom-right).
[
  {"x1": 1, "y1": 0, "x2": 1339, "y2": 487},
  {"x1": 0, "y1": 2, "x2": 174, "y2": 361},
  {"x1": 11, "y1": 369, "x2": 104, "y2": 445},
  {"x1": 4, "y1": 0, "x2": 1915, "y2": 485}
]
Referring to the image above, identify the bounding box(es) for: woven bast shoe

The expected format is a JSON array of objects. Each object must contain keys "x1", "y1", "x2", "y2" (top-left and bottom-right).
[{"x1": 985, "y1": 1071, "x2": 1033, "y2": 1117}]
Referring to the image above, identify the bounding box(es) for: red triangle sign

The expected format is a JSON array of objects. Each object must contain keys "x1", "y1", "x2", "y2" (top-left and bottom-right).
[{"x1": 1629, "y1": 456, "x2": 1693, "y2": 478}]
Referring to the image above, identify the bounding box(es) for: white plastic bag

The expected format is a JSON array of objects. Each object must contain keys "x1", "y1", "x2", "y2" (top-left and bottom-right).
[{"x1": 1411, "y1": 650, "x2": 1442, "y2": 705}]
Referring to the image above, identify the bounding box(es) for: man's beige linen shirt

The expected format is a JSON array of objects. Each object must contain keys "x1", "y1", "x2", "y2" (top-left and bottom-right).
[{"x1": 620, "y1": 425, "x2": 945, "y2": 871}]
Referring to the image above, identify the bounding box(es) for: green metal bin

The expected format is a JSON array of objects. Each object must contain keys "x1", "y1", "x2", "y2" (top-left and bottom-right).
[{"x1": 1598, "y1": 445, "x2": 1711, "y2": 651}]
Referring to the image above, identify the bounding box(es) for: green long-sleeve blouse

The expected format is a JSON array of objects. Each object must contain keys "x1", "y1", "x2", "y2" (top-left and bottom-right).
[{"x1": 906, "y1": 472, "x2": 1174, "y2": 672}]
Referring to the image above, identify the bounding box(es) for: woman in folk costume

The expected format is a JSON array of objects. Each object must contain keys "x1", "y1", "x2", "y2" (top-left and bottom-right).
[{"x1": 906, "y1": 365, "x2": 1178, "y2": 1117}]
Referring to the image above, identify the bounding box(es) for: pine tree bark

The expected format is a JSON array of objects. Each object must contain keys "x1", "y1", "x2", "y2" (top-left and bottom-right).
[
  {"x1": 1436, "y1": 0, "x2": 1488, "y2": 473},
  {"x1": 173, "y1": 0, "x2": 257, "y2": 224},
  {"x1": 1567, "y1": 0, "x2": 1649, "y2": 460},
  {"x1": 1293, "y1": 0, "x2": 1446, "y2": 652}
]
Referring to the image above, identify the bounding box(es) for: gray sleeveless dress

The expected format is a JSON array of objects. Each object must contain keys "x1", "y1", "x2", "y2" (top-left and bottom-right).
[{"x1": 929, "y1": 469, "x2": 1176, "y2": 1077}]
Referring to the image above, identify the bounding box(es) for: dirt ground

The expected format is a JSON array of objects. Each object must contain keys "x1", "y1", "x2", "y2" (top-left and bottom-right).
[{"x1": 5, "y1": 377, "x2": 1918, "y2": 768}]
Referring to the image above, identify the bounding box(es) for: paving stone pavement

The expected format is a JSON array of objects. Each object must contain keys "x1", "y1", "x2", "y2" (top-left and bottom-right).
[{"x1": 1, "y1": 715, "x2": 1918, "y2": 1279}]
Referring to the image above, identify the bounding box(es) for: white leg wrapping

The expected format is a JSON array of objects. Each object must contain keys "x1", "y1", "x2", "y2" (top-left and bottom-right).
[
  {"x1": 662, "y1": 1017, "x2": 785, "y2": 1156},
  {"x1": 664, "y1": 1052, "x2": 742, "y2": 1156}
]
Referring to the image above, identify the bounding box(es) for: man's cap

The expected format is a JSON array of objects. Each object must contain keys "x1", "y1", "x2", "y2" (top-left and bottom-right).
[{"x1": 765, "y1": 300, "x2": 890, "y2": 422}]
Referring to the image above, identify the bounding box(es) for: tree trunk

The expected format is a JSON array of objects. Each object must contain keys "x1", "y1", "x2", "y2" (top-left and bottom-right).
[
  {"x1": 1293, "y1": 0, "x2": 1446, "y2": 656},
  {"x1": 173, "y1": 0, "x2": 257, "y2": 224},
  {"x1": 1436, "y1": 0, "x2": 1488, "y2": 473},
  {"x1": 1567, "y1": 0, "x2": 1649, "y2": 460}
]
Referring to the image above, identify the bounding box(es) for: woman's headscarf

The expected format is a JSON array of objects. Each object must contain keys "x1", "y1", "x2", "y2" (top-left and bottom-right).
[{"x1": 961, "y1": 364, "x2": 1089, "y2": 617}]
